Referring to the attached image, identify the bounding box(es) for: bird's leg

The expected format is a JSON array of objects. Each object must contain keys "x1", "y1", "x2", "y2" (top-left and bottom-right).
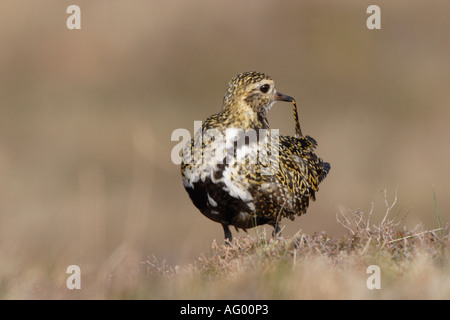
[
  {"x1": 272, "y1": 223, "x2": 282, "y2": 238},
  {"x1": 222, "y1": 223, "x2": 233, "y2": 245}
]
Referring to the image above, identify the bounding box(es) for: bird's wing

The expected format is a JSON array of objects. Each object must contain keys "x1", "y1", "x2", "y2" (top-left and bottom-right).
[{"x1": 252, "y1": 135, "x2": 330, "y2": 220}]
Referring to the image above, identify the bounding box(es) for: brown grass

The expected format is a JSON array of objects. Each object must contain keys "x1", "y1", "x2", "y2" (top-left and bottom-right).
[
  {"x1": 0, "y1": 189, "x2": 448, "y2": 299},
  {"x1": 99, "y1": 192, "x2": 449, "y2": 300}
]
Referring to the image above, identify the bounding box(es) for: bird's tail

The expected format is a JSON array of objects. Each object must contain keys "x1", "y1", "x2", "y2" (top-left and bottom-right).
[{"x1": 319, "y1": 162, "x2": 331, "y2": 183}]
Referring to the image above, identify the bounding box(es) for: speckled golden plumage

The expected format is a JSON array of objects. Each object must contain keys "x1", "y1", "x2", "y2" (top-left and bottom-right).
[{"x1": 181, "y1": 71, "x2": 330, "y2": 241}]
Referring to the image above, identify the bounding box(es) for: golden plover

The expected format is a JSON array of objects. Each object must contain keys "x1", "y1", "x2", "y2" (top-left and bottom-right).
[{"x1": 181, "y1": 71, "x2": 330, "y2": 241}]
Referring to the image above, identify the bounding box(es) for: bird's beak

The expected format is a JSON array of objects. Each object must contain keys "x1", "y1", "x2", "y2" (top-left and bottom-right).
[{"x1": 274, "y1": 91, "x2": 294, "y2": 102}]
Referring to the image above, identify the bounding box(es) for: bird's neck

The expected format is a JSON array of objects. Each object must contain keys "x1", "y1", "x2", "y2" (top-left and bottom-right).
[{"x1": 222, "y1": 101, "x2": 269, "y2": 130}]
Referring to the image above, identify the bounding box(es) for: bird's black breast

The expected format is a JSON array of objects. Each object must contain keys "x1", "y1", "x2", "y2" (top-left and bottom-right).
[{"x1": 185, "y1": 175, "x2": 257, "y2": 229}]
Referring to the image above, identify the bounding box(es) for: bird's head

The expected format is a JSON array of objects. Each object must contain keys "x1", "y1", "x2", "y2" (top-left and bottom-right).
[{"x1": 222, "y1": 71, "x2": 294, "y2": 118}]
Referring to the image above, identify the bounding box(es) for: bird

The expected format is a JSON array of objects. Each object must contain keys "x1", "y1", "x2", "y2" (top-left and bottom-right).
[{"x1": 181, "y1": 71, "x2": 330, "y2": 242}]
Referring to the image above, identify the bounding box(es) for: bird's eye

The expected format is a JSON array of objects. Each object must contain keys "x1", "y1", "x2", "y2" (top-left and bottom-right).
[{"x1": 260, "y1": 84, "x2": 270, "y2": 93}]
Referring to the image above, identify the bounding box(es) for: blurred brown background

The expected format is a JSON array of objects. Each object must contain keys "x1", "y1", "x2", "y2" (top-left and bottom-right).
[{"x1": 0, "y1": 0, "x2": 449, "y2": 297}]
